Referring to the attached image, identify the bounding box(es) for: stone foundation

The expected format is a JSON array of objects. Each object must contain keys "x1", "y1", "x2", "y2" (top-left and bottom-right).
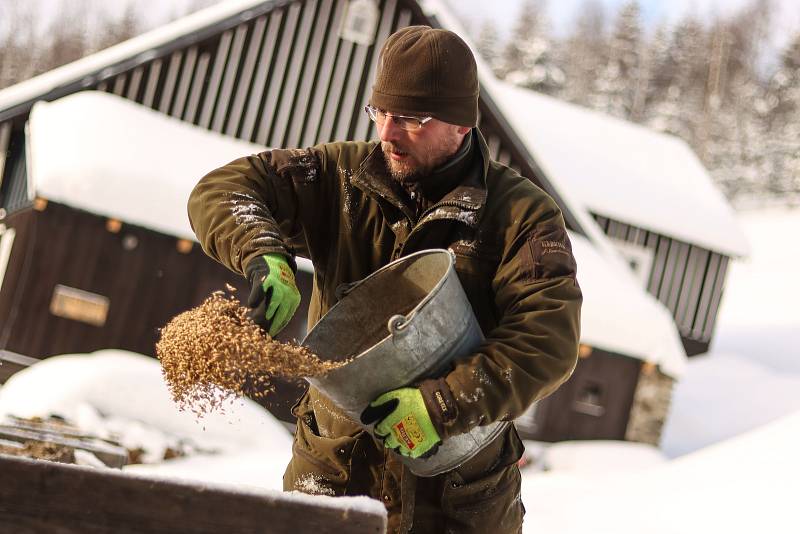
[{"x1": 625, "y1": 364, "x2": 674, "y2": 446}]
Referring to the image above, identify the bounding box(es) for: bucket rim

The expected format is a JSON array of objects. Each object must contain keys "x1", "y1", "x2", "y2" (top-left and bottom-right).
[{"x1": 302, "y1": 248, "x2": 456, "y2": 349}]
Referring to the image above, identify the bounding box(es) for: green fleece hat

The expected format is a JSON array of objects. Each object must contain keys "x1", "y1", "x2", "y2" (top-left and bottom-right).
[{"x1": 370, "y1": 26, "x2": 479, "y2": 127}]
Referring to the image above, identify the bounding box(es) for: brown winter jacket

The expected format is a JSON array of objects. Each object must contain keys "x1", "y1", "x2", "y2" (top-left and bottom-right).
[{"x1": 188, "y1": 129, "x2": 582, "y2": 532}]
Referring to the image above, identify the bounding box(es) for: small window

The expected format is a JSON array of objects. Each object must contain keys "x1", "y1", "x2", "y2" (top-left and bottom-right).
[
  {"x1": 572, "y1": 381, "x2": 606, "y2": 417},
  {"x1": 339, "y1": 0, "x2": 379, "y2": 46},
  {"x1": 0, "y1": 225, "x2": 15, "y2": 294}
]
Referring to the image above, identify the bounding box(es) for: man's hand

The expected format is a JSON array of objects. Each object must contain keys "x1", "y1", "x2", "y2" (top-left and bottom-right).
[
  {"x1": 360, "y1": 388, "x2": 442, "y2": 459},
  {"x1": 245, "y1": 253, "x2": 301, "y2": 337}
]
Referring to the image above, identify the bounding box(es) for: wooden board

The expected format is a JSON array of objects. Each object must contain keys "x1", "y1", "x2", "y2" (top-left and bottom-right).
[{"x1": 0, "y1": 455, "x2": 386, "y2": 534}]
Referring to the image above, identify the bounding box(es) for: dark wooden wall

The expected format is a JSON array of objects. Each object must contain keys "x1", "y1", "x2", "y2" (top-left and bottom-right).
[
  {"x1": 0, "y1": 204, "x2": 310, "y2": 421},
  {"x1": 522, "y1": 350, "x2": 642, "y2": 442}
]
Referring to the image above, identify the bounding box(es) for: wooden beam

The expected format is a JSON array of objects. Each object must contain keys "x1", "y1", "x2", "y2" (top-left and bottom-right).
[{"x1": 0, "y1": 455, "x2": 387, "y2": 533}]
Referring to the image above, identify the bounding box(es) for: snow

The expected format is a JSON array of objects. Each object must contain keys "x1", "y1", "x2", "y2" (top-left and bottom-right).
[
  {"x1": 521, "y1": 411, "x2": 800, "y2": 533},
  {"x1": 27, "y1": 91, "x2": 262, "y2": 242},
  {"x1": 570, "y1": 232, "x2": 687, "y2": 377},
  {"x1": 660, "y1": 206, "x2": 800, "y2": 457},
  {"x1": 0, "y1": 0, "x2": 269, "y2": 114},
  {"x1": 660, "y1": 351, "x2": 800, "y2": 457},
  {"x1": 487, "y1": 79, "x2": 749, "y2": 258},
  {"x1": 714, "y1": 206, "x2": 800, "y2": 330},
  {"x1": 0, "y1": 349, "x2": 386, "y2": 520},
  {"x1": 0, "y1": 350, "x2": 293, "y2": 490},
  {"x1": 26, "y1": 91, "x2": 314, "y2": 274},
  {"x1": 534, "y1": 440, "x2": 667, "y2": 476}
]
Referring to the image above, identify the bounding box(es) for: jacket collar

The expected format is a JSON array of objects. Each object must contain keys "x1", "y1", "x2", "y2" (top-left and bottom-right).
[{"x1": 351, "y1": 129, "x2": 490, "y2": 228}]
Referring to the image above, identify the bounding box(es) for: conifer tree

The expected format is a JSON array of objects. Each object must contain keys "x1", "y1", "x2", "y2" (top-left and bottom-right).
[
  {"x1": 592, "y1": 1, "x2": 645, "y2": 120},
  {"x1": 498, "y1": 0, "x2": 564, "y2": 95},
  {"x1": 560, "y1": 1, "x2": 607, "y2": 106}
]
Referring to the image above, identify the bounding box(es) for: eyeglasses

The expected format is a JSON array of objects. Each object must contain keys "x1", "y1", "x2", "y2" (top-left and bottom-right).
[{"x1": 364, "y1": 105, "x2": 432, "y2": 131}]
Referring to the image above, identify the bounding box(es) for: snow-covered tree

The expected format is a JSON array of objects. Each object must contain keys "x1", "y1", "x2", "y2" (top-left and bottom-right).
[
  {"x1": 560, "y1": 0, "x2": 608, "y2": 106},
  {"x1": 93, "y1": 2, "x2": 141, "y2": 53},
  {"x1": 497, "y1": 0, "x2": 564, "y2": 95},
  {"x1": 761, "y1": 32, "x2": 800, "y2": 196},
  {"x1": 41, "y1": 1, "x2": 91, "y2": 72},
  {"x1": 475, "y1": 20, "x2": 503, "y2": 76},
  {"x1": 0, "y1": 0, "x2": 39, "y2": 89},
  {"x1": 645, "y1": 15, "x2": 707, "y2": 145},
  {"x1": 591, "y1": 1, "x2": 646, "y2": 120}
]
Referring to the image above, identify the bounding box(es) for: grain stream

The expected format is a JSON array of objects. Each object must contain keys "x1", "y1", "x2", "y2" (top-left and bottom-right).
[{"x1": 156, "y1": 291, "x2": 341, "y2": 417}]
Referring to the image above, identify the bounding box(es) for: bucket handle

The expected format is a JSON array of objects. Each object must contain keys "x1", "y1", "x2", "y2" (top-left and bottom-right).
[{"x1": 387, "y1": 314, "x2": 412, "y2": 336}]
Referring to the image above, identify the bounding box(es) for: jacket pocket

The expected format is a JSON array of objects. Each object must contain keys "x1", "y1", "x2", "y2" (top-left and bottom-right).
[
  {"x1": 284, "y1": 394, "x2": 363, "y2": 496},
  {"x1": 441, "y1": 426, "x2": 525, "y2": 533}
]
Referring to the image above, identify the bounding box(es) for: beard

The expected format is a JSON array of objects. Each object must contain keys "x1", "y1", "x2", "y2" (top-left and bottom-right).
[{"x1": 381, "y1": 135, "x2": 462, "y2": 183}]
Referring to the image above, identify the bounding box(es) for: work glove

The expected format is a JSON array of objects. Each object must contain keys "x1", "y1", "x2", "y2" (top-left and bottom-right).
[
  {"x1": 360, "y1": 387, "x2": 442, "y2": 459},
  {"x1": 245, "y1": 253, "x2": 301, "y2": 337}
]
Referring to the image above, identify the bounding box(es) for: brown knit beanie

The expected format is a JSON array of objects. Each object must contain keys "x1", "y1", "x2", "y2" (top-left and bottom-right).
[{"x1": 370, "y1": 26, "x2": 479, "y2": 127}]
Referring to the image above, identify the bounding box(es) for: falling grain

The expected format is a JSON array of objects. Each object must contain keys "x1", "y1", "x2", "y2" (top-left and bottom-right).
[{"x1": 156, "y1": 291, "x2": 343, "y2": 417}]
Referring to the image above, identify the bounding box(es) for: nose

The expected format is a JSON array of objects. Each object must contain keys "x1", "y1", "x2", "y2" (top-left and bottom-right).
[{"x1": 378, "y1": 116, "x2": 401, "y2": 142}]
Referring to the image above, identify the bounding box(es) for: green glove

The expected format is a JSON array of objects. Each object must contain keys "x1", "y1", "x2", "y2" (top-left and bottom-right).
[
  {"x1": 360, "y1": 388, "x2": 442, "y2": 459},
  {"x1": 245, "y1": 253, "x2": 301, "y2": 337}
]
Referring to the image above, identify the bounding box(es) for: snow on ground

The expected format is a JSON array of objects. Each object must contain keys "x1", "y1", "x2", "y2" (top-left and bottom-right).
[
  {"x1": 521, "y1": 411, "x2": 800, "y2": 534},
  {"x1": 0, "y1": 350, "x2": 293, "y2": 490}
]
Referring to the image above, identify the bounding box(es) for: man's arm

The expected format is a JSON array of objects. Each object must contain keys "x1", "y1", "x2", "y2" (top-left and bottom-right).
[
  {"x1": 424, "y1": 200, "x2": 582, "y2": 440},
  {"x1": 188, "y1": 147, "x2": 332, "y2": 275}
]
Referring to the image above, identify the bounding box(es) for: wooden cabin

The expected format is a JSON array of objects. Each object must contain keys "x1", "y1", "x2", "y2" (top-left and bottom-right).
[
  {"x1": 484, "y1": 81, "x2": 749, "y2": 357},
  {"x1": 0, "y1": 0, "x2": 744, "y2": 446}
]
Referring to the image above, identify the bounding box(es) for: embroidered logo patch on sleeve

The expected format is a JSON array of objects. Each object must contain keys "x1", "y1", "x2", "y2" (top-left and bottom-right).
[{"x1": 521, "y1": 224, "x2": 577, "y2": 282}]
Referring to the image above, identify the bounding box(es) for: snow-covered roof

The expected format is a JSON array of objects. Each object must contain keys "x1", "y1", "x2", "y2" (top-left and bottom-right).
[
  {"x1": 27, "y1": 91, "x2": 314, "y2": 272},
  {"x1": 487, "y1": 80, "x2": 749, "y2": 258},
  {"x1": 571, "y1": 232, "x2": 687, "y2": 377},
  {"x1": 0, "y1": 0, "x2": 270, "y2": 116},
  {"x1": 27, "y1": 91, "x2": 258, "y2": 240}
]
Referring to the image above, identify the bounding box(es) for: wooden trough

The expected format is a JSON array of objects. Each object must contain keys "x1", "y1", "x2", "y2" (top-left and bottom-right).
[{"x1": 0, "y1": 454, "x2": 387, "y2": 533}]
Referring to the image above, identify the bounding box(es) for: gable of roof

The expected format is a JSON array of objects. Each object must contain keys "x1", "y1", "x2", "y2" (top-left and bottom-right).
[{"x1": 487, "y1": 81, "x2": 749, "y2": 258}]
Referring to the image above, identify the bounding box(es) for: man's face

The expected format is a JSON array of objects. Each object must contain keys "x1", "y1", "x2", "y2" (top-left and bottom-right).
[{"x1": 378, "y1": 113, "x2": 469, "y2": 181}]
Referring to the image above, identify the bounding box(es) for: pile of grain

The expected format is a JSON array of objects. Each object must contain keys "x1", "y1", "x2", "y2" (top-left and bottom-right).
[
  {"x1": 0, "y1": 441, "x2": 75, "y2": 463},
  {"x1": 156, "y1": 290, "x2": 341, "y2": 416}
]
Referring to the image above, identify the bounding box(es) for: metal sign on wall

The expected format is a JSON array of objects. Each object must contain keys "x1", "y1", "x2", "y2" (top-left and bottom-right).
[{"x1": 49, "y1": 285, "x2": 110, "y2": 327}]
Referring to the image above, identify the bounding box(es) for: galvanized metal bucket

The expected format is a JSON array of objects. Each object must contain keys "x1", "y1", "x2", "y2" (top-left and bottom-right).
[{"x1": 303, "y1": 249, "x2": 509, "y2": 477}]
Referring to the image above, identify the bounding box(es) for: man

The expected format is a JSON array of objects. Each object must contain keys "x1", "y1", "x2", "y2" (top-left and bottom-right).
[{"x1": 189, "y1": 26, "x2": 581, "y2": 533}]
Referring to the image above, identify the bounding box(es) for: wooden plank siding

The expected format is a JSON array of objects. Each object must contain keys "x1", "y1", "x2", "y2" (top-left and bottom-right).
[
  {"x1": 0, "y1": 203, "x2": 318, "y2": 358},
  {"x1": 592, "y1": 214, "x2": 729, "y2": 355},
  {"x1": 0, "y1": 455, "x2": 387, "y2": 534}
]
